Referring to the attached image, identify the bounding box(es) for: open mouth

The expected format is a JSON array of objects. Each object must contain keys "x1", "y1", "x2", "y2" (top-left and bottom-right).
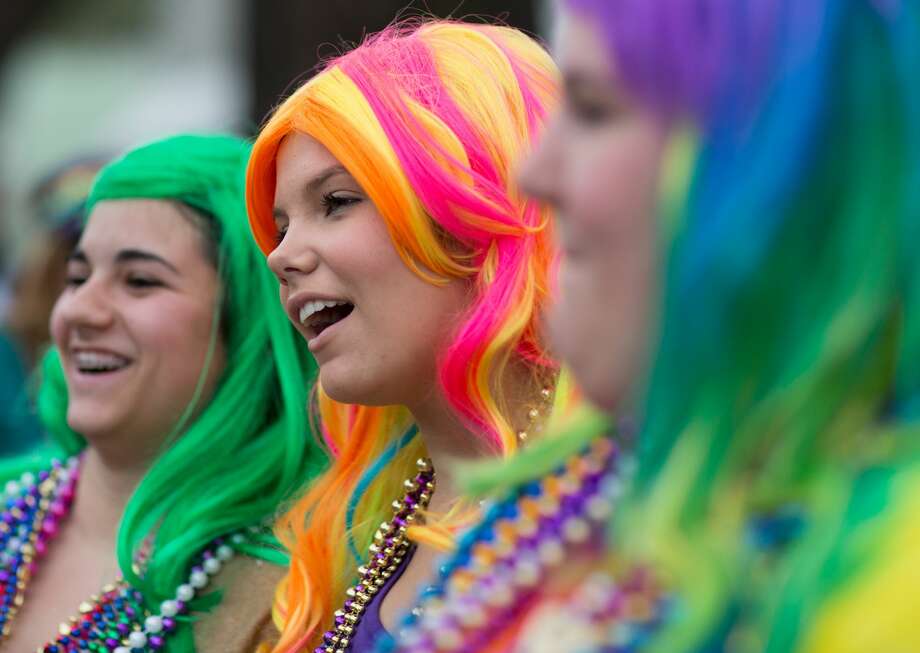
[
  {"x1": 72, "y1": 350, "x2": 132, "y2": 375},
  {"x1": 298, "y1": 299, "x2": 355, "y2": 341}
]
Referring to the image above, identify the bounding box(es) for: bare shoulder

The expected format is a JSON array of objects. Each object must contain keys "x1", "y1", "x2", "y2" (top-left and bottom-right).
[{"x1": 193, "y1": 555, "x2": 285, "y2": 653}]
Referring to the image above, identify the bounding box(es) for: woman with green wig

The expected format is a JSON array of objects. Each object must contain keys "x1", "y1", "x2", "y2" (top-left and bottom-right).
[
  {"x1": 0, "y1": 133, "x2": 325, "y2": 652},
  {"x1": 372, "y1": 0, "x2": 920, "y2": 652}
]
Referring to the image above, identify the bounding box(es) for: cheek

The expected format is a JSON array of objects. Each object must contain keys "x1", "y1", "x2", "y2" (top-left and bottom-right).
[
  {"x1": 550, "y1": 127, "x2": 665, "y2": 408},
  {"x1": 136, "y1": 300, "x2": 217, "y2": 368},
  {"x1": 550, "y1": 259, "x2": 654, "y2": 410},
  {"x1": 319, "y1": 206, "x2": 469, "y2": 404},
  {"x1": 49, "y1": 298, "x2": 68, "y2": 349},
  {"x1": 400, "y1": 279, "x2": 465, "y2": 352},
  {"x1": 278, "y1": 282, "x2": 291, "y2": 318},
  {"x1": 366, "y1": 272, "x2": 460, "y2": 367},
  {"x1": 569, "y1": 135, "x2": 661, "y2": 239},
  {"x1": 327, "y1": 273, "x2": 467, "y2": 405}
]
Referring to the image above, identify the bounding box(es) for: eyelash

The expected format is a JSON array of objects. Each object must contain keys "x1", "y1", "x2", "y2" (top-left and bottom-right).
[
  {"x1": 64, "y1": 273, "x2": 162, "y2": 289},
  {"x1": 273, "y1": 194, "x2": 361, "y2": 245},
  {"x1": 126, "y1": 275, "x2": 162, "y2": 289},
  {"x1": 321, "y1": 193, "x2": 360, "y2": 216}
]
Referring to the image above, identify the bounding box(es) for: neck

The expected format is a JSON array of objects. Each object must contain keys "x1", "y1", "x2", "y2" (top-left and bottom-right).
[
  {"x1": 408, "y1": 362, "x2": 548, "y2": 511},
  {"x1": 70, "y1": 447, "x2": 148, "y2": 551},
  {"x1": 409, "y1": 397, "x2": 493, "y2": 514}
]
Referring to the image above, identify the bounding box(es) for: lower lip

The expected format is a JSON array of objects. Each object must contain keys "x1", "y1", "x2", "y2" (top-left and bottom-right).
[
  {"x1": 68, "y1": 365, "x2": 132, "y2": 390},
  {"x1": 305, "y1": 314, "x2": 351, "y2": 354}
]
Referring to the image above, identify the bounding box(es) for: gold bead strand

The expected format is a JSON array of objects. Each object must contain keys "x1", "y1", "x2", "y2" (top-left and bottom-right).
[
  {"x1": 319, "y1": 458, "x2": 435, "y2": 653},
  {"x1": 516, "y1": 385, "x2": 556, "y2": 445}
]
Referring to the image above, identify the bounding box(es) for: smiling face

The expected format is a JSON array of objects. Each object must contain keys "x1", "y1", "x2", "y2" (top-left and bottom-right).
[
  {"x1": 50, "y1": 199, "x2": 226, "y2": 454},
  {"x1": 518, "y1": 12, "x2": 669, "y2": 411},
  {"x1": 268, "y1": 132, "x2": 469, "y2": 408}
]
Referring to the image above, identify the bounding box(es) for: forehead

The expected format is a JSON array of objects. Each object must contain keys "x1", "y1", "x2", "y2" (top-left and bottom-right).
[
  {"x1": 80, "y1": 199, "x2": 204, "y2": 260},
  {"x1": 556, "y1": 11, "x2": 614, "y2": 81},
  {"x1": 275, "y1": 132, "x2": 342, "y2": 184}
]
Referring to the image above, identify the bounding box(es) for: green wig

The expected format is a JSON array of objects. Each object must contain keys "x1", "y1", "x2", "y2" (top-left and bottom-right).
[{"x1": 23, "y1": 134, "x2": 325, "y2": 650}]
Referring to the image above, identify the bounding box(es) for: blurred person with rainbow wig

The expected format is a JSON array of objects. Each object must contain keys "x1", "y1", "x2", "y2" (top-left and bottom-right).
[
  {"x1": 0, "y1": 134, "x2": 325, "y2": 652},
  {"x1": 1, "y1": 157, "x2": 103, "y2": 456},
  {"x1": 372, "y1": 0, "x2": 920, "y2": 652},
  {"x1": 6, "y1": 157, "x2": 105, "y2": 370},
  {"x1": 245, "y1": 19, "x2": 564, "y2": 653}
]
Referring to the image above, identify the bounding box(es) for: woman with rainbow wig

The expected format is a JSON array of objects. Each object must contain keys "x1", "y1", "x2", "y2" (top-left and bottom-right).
[
  {"x1": 246, "y1": 20, "x2": 563, "y2": 653},
  {"x1": 372, "y1": 0, "x2": 920, "y2": 651},
  {"x1": 0, "y1": 134, "x2": 325, "y2": 652}
]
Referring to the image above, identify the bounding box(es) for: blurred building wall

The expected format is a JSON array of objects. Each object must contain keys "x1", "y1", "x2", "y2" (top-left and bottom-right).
[
  {"x1": 248, "y1": 0, "x2": 541, "y2": 127},
  {"x1": 0, "y1": 0, "x2": 248, "y2": 265},
  {"x1": 0, "y1": 0, "x2": 557, "y2": 283}
]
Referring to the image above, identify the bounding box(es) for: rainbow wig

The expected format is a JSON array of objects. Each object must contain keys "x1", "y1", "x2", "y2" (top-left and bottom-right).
[
  {"x1": 246, "y1": 21, "x2": 561, "y2": 651},
  {"x1": 554, "y1": 0, "x2": 920, "y2": 650},
  {"x1": 4, "y1": 134, "x2": 326, "y2": 652}
]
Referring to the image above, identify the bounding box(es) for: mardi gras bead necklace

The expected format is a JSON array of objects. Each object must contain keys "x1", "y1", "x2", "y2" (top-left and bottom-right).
[
  {"x1": 0, "y1": 457, "x2": 80, "y2": 639},
  {"x1": 0, "y1": 457, "x2": 254, "y2": 652},
  {"x1": 512, "y1": 565, "x2": 672, "y2": 653},
  {"x1": 373, "y1": 436, "x2": 674, "y2": 653},
  {"x1": 515, "y1": 386, "x2": 555, "y2": 446},
  {"x1": 40, "y1": 532, "x2": 249, "y2": 653},
  {"x1": 316, "y1": 458, "x2": 436, "y2": 653}
]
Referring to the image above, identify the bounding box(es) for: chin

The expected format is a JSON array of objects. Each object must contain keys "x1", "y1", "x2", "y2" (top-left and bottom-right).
[
  {"x1": 569, "y1": 341, "x2": 645, "y2": 415},
  {"x1": 66, "y1": 407, "x2": 119, "y2": 441},
  {"x1": 579, "y1": 370, "x2": 621, "y2": 413},
  {"x1": 549, "y1": 301, "x2": 636, "y2": 412},
  {"x1": 319, "y1": 367, "x2": 401, "y2": 407}
]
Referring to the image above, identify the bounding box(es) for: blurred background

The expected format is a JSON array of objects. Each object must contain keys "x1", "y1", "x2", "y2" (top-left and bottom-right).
[{"x1": 0, "y1": 1, "x2": 550, "y2": 456}]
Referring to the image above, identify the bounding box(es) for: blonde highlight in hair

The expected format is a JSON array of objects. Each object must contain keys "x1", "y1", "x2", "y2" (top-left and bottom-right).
[{"x1": 247, "y1": 20, "x2": 562, "y2": 651}]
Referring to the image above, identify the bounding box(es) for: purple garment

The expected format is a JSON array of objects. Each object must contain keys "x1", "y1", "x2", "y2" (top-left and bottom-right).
[{"x1": 349, "y1": 547, "x2": 415, "y2": 652}]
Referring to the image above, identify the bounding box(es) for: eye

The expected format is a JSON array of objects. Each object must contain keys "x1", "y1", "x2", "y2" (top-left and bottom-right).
[
  {"x1": 65, "y1": 264, "x2": 89, "y2": 287},
  {"x1": 126, "y1": 274, "x2": 163, "y2": 289},
  {"x1": 321, "y1": 193, "x2": 361, "y2": 217},
  {"x1": 564, "y1": 77, "x2": 627, "y2": 128},
  {"x1": 273, "y1": 214, "x2": 289, "y2": 246},
  {"x1": 568, "y1": 95, "x2": 621, "y2": 126}
]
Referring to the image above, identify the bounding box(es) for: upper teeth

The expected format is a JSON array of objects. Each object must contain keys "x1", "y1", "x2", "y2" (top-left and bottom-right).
[
  {"x1": 74, "y1": 351, "x2": 130, "y2": 371},
  {"x1": 299, "y1": 300, "x2": 349, "y2": 325}
]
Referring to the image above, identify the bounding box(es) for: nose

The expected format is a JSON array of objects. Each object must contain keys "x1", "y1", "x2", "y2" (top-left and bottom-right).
[
  {"x1": 266, "y1": 222, "x2": 320, "y2": 286},
  {"x1": 518, "y1": 113, "x2": 563, "y2": 209},
  {"x1": 53, "y1": 276, "x2": 116, "y2": 337}
]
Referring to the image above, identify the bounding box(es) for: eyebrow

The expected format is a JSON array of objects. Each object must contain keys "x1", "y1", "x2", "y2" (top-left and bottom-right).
[
  {"x1": 68, "y1": 248, "x2": 180, "y2": 274},
  {"x1": 272, "y1": 164, "x2": 351, "y2": 219},
  {"x1": 563, "y1": 70, "x2": 613, "y2": 95}
]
